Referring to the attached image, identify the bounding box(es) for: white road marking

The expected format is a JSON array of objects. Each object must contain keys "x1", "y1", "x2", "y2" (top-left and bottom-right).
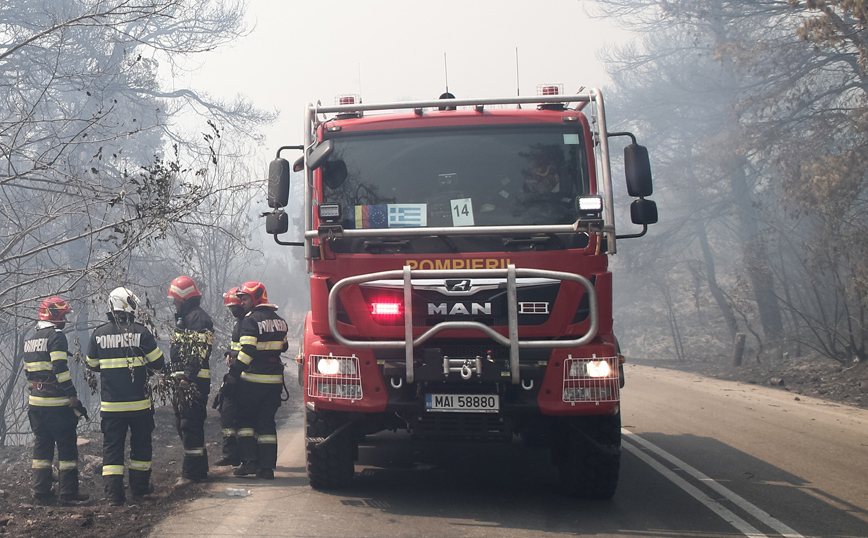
[{"x1": 623, "y1": 429, "x2": 804, "y2": 538}]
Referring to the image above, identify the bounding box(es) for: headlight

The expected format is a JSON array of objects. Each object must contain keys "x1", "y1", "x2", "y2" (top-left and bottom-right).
[
  {"x1": 568, "y1": 359, "x2": 612, "y2": 378},
  {"x1": 316, "y1": 357, "x2": 358, "y2": 376},
  {"x1": 585, "y1": 360, "x2": 611, "y2": 378}
]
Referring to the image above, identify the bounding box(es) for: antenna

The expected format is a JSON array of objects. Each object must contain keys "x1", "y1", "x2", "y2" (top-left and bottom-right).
[
  {"x1": 515, "y1": 47, "x2": 522, "y2": 109},
  {"x1": 444, "y1": 52, "x2": 449, "y2": 93},
  {"x1": 515, "y1": 47, "x2": 520, "y2": 96}
]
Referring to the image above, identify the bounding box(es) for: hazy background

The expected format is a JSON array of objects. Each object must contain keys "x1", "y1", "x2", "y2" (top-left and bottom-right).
[{"x1": 180, "y1": 0, "x2": 626, "y2": 148}]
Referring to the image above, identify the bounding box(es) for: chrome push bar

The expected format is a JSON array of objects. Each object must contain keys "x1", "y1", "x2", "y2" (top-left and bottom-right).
[{"x1": 327, "y1": 265, "x2": 599, "y2": 384}]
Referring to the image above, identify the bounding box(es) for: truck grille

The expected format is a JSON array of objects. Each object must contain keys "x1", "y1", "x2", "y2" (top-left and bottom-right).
[{"x1": 411, "y1": 413, "x2": 512, "y2": 441}]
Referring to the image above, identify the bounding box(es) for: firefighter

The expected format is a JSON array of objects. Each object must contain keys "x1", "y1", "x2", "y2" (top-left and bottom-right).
[
  {"x1": 23, "y1": 296, "x2": 89, "y2": 504},
  {"x1": 226, "y1": 281, "x2": 288, "y2": 479},
  {"x1": 524, "y1": 155, "x2": 562, "y2": 194},
  {"x1": 167, "y1": 276, "x2": 214, "y2": 485},
  {"x1": 86, "y1": 287, "x2": 165, "y2": 506},
  {"x1": 213, "y1": 286, "x2": 244, "y2": 467}
]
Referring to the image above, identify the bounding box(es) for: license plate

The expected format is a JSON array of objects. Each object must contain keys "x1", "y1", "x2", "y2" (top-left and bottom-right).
[{"x1": 425, "y1": 394, "x2": 499, "y2": 413}]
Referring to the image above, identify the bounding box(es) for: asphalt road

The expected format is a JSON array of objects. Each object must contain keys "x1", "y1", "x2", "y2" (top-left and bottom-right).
[{"x1": 150, "y1": 364, "x2": 868, "y2": 537}]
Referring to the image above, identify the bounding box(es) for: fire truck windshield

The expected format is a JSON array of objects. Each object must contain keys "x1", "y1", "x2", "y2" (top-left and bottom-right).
[{"x1": 321, "y1": 124, "x2": 590, "y2": 230}]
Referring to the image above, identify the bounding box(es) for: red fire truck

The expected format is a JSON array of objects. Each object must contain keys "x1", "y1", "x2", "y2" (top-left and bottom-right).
[{"x1": 265, "y1": 86, "x2": 657, "y2": 498}]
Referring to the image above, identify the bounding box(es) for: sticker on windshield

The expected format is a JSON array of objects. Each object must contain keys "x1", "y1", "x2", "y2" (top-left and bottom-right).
[
  {"x1": 353, "y1": 204, "x2": 427, "y2": 228},
  {"x1": 354, "y1": 205, "x2": 388, "y2": 228},
  {"x1": 389, "y1": 204, "x2": 427, "y2": 227},
  {"x1": 451, "y1": 198, "x2": 475, "y2": 227},
  {"x1": 563, "y1": 133, "x2": 580, "y2": 145}
]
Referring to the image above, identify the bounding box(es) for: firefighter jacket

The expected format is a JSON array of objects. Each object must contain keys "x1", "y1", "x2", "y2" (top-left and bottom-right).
[
  {"x1": 86, "y1": 313, "x2": 165, "y2": 414},
  {"x1": 228, "y1": 305, "x2": 288, "y2": 384},
  {"x1": 169, "y1": 297, "x2": 213, "y2": 395},
  {"x1": 24, "y1": 321, "x2": 77, "y2": 408},
  {"x1": 225, "y1": 314, "x2": 244, "y2": 365}
]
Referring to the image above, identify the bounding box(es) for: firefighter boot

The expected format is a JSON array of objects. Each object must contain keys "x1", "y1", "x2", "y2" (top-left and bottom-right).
[
  {"x1": 104, "y1": 475, "x2": 125, "y2": 506},
  {"x1": 233, "y1": 461, "x2": 257, "y2": 476},
  {"x1": 60, "y1": 492, "x2": 90, "y2": 504},
  {"x1": 58, "y1": 466, "x2": 88, "y2": 503},
  {"x1": 32, "y1": 464, "x2": 53, "y2": 502},
  {"x1": 256, "y1": 468, "x2": 274, "y2": 480}
]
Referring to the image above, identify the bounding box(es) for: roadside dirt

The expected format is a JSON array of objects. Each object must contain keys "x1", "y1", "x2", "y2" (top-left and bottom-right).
[
  {"x1": 0, "y1": 405, "x2": 227, "y2": 538},
  {"x1": 628, "y1": 351, "x2": 868, "y2": 408}
]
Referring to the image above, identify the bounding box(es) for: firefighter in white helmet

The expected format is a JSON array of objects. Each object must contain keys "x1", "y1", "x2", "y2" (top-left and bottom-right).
[
  {"x1": 24, "y1": 296, "x2": 89, "y2": 504},
  {"x1": 167, "y1": 276, "x2": 214, "y2": 485},
  {"x1": 86, "y1": 287, "x2": 164, "y2": 506},
  {"x1": 226, "y1": 281, "x2": 288, "y2": 479}
]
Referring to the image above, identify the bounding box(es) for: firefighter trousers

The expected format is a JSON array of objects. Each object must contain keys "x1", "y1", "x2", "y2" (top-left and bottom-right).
[
  {"x1": 235, "y1": 380, "x2": 282, "y2": 470},
  {"x1": 172, "y1": 388, "x2": 209, "y2": 479},
  {"x1": 219, "y1": 389, "x2": 239, "y2": 463},
  {"x1": 28, "y1": 406, "x2": 79, "y2": 497},
  {"x1": 101, "y1": 412, "x2": 154, "y2": 502}
]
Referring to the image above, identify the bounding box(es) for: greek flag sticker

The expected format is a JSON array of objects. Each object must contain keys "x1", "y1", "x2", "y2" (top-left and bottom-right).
[{"x1": 388, "y1": 204, "x2": 427, "y2": 227}]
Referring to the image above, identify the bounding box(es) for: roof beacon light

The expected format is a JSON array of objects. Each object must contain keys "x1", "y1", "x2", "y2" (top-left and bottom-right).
[
  {"x1": 537, "y1": 84, "x2": 564, "y2": 96},
  {"x1": 334, "y1": 94, "x2": 363, "y2": 119},
  {"x1": 336, "y1": 94, "x2": 360, "y2": 106}
]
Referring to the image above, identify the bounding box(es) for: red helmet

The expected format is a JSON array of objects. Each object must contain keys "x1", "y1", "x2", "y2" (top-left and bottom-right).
[
  {"x1": 237, "y1": 281, "x2": 268, "y2": 306},
  {"x1": 39, "y1": 296, "x2": 72, "y2": 322},
  {"x1": 168, "y1": 276, "x2": 201, "y2": 302},
  {"x1": 223, "y1": 286, "x2": 242, "y2": 306}
]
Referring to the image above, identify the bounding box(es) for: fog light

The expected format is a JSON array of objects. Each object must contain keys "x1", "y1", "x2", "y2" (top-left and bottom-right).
[
  {"x1": 317, "y1": 383, "x2": 362, "y2": 398},
  {"x1": 563, "y1": 387, "x2": 612, "y2": 401}
]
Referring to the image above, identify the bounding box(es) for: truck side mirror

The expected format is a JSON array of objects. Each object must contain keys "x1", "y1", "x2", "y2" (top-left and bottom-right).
[
  {"x1": 307, "y1": 139, "x2": 334, "y2": 171},
  {"x1": 630, "y1": 198, "x2": 658, "y2": 225},
  {"x1": 624, "y1": 143, "x2": 653, "y2": 197},
  {"x1": 267, "y1": 158, "x2": 290, "y2": 208},
  {"x1": 265, "y1": 210, "x2": 289, "y2": 234}
]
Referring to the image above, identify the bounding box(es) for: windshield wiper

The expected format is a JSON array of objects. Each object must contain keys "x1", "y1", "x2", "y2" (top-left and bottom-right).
[
  {"x1": 501, "y1": 234, "x2": 564, "y2": 250},
  {"x1": 363, "y1": 239, "x2": 411, "y2": 253}
]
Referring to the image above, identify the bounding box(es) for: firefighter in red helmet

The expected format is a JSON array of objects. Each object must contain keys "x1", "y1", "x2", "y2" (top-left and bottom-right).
[
  {"x1": 226, "y1": 281, "x2": 288, "y2": 479},
  {"x1": 24, "y1": 296, "x2": 89, "y2": 504},
  {"x1": 167, "y1": 276, "x2": 214, "y2": 485},
  {"x1": 212, "y1": 287, "x2": 245, "y2": 467}
]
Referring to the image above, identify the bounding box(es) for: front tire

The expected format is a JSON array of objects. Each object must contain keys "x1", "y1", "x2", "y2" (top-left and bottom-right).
[
  {"x1": 553, "y1": 414, "x2": 621, "y2": 499},
  {"x1": 305, "y1": 409, "x2": 356, "y2": 490}
]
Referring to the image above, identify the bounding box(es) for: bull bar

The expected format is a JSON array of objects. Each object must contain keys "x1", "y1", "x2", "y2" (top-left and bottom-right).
[{"x1": 327, "y1": 264, "x2": 598, "y2": 384}]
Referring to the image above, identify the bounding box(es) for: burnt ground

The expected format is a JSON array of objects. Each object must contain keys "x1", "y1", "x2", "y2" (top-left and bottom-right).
[
  {"x1": 2, "y1": 352, "x2": 866, "y2": 537},
  {"x1": 0, "y1": 399, "x2": 297, "y2": 538},
  {"x1": 629, "y1": 351, "x2": 868, "y2": 408}
]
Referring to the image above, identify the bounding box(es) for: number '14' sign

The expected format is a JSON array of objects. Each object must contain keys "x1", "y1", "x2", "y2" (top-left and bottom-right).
[{"x1": 451, "y1": 197, "x2": 475, "y2": 227}]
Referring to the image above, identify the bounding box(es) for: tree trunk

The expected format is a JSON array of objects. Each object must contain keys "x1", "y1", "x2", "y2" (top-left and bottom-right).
[{"x1": 728, "y1": 159, "x2": 784, "y2": 358}]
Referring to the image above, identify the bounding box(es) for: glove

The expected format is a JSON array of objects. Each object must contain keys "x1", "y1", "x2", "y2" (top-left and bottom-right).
[
  {"x1": 212, "y1": 389, "x2": 222, "y2": 410},
  {"x1": 72, "y1": 401, "x2": 89, "y2": 421}
]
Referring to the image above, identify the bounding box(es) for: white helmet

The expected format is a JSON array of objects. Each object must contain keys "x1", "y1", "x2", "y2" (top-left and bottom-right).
[{"x1": 108, "y1": 287, "x2": 139, "y2": 314}]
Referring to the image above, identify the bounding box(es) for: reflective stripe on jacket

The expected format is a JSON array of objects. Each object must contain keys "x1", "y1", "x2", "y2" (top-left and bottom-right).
[
  {"x1": 86, "y1": 314, "x2": 164, "y2": 414},
  {"x1": 228, "y1": 306, "x2": 288, "y2": 384},
  {"x1": 24, "y1": 321, "x2": 77, "y2": 407}
]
